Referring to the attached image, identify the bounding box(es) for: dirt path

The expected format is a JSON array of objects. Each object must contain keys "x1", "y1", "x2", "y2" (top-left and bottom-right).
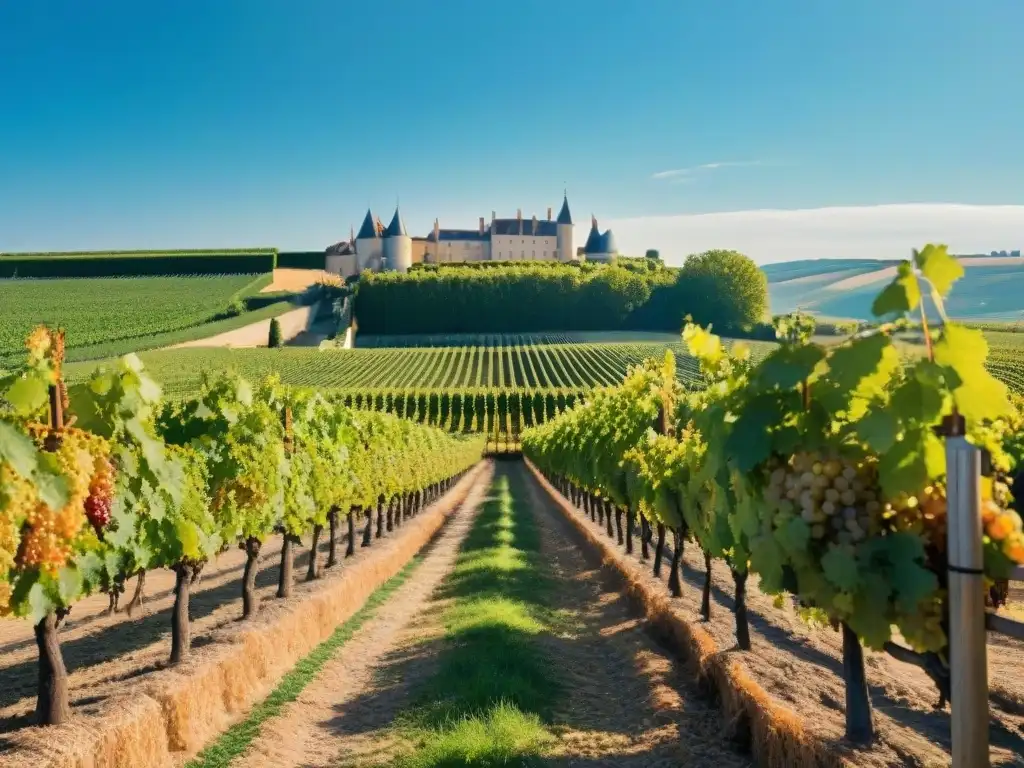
[
  {"x1": 521, "y1": 463, "x2": 750, "y2": 767},
  {"x1": 230, "y1": 461, "x2": 749, "y2": 767},
  {"x1": 226, "y1": 463, "x2": 494, "y2": 768}
]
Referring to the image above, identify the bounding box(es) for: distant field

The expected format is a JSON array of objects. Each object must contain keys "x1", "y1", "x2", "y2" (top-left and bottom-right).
[
  {"x1": 356, "y1": 330, "x2": 683, "y2": 348},
  {"x1": 761, "y1": 259, "x2": 895, "y2": 284},
  {"x1": 766, "y1": 257, "x2": 1024, "y2": 321},
  {"x1": 0, "y1": 274, "x2": 279, "y2": 365},
  {"x1": 65, "y1": 339, "x2": 778, "y2": 398}
]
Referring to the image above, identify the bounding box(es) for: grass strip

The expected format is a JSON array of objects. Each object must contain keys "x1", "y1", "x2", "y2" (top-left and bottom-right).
[
  {"x1": 185, "y1": 554, "x2": 425, "y2": 768},
  {"x1": 391, "y1": 467, "x2": 565, "y2": 767}
]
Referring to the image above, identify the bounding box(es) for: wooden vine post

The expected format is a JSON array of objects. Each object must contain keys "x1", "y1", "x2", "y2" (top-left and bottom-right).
[
  {"x1": 277, "y1": 406, "x2": 296, "y2": 599},
  {"x1": 943, "y1": 411, "x2": 989, "y2": 767},
  {"x1": 35, "y1": 329, "x2": 72, "y2": 725}
]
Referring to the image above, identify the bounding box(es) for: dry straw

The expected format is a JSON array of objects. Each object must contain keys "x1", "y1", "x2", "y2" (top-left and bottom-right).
[
  {"x1": 524, "y1": 458, "x2": 846, "y2": 768},
  {"x1": 5, "y1": 463, "x2": 487, "y2": 768}
]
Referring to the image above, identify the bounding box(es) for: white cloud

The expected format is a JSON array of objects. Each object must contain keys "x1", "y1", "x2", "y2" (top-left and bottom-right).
[
  {"x1": 650, "y1": 160, "x2": 762, "y2": 181},
  {"x1": 651, "y1": 168, "x2": 690, "y2": 180},
  {"x1": 577, "y1": 204, "x2": 1024, "y2": 265}
]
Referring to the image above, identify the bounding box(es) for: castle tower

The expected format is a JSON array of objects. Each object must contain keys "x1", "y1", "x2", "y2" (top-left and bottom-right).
[
  {"x1": 355, "y1": 209, "x2": 383, "y2": 271},
  {"x1": 383, "y1": 205, "x2": 412, "y2": 273},
  {"x1": 556, "y1": 192, "x2": 574, "y2": 261}
]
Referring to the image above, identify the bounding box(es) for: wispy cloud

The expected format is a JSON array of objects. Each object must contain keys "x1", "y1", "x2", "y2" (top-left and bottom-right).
[
  {"x1": 651, "y1": 168, "x2": 691, "y2": 180},
  {"x1": 650, "y1": 160, "x2": 763, "y2": 181}
]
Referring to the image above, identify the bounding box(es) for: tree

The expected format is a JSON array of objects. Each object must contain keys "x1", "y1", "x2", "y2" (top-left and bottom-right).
[
  {"x1": 644, "y1": 249, "x2": 662, "y2": 264},
  {"x1": 678, "y1": 249, "x2": 767, "y2": 330},
  {"x1": 268, "y1": 318, "x2": 283, "y2": 348}
]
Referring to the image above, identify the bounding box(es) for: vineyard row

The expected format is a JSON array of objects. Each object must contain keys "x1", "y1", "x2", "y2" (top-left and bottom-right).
[{"x1": 0, "y1": 326, "x2": 484, "y2": 729}]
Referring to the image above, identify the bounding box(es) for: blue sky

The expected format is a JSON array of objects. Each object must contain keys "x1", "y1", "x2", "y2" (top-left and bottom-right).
[{"x1": 1, "y1": 1, "x2": 1022, "y2": 263}]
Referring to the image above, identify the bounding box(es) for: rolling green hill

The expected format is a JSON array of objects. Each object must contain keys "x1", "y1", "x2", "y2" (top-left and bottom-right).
[{"x1": 764, "y1": 258, "x2": 1024, "y2": 321}]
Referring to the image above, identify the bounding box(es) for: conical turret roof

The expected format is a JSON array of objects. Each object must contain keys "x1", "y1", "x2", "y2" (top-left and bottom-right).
[
  {"x1": 384, "y1": 206, "x2": 408, "y2": 237},
  {"x1": 556, "y1": 194, "x2": 573, "y2": 225},
  {"x1": 600, "y1": 229, "x2": 618, "y2": 255},
  {"x1": 356, "y1": 209, "x2": 379, "y2": 239},
  {"x1": 583, "y1": 217, "x2": 602, "y2": 253}
]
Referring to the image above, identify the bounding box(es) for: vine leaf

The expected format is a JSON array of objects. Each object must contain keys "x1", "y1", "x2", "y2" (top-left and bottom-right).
[
  {"x1": 27, "y1": 581, "x2": 54, "y2": 624},
  {"x1": 933, "y1": 323, "x2": 1011, "y2": 422},
  {"x1": 878, "y1": 427, "x2": 945, "y2": 498},
  {"x1": 0, "y1": 420, "x2": 40, "y2": 478},
  {"x1": 755, "y1": 345, "x2": 826, "y2": 391},
  {"x1": 914, "y1": 244, "x2": 963, "y2": 297},
  {"x1": 871, "y1": 260, "x2": 920, "y2": 317},
  {"x1": 890, "y1": 374, "x2": 944, "y2": 424},
  {"x1": 5, "y1": 375, "x2": 49, "y2": 417},
  {"x1": 822, "y1": 544, "x2": 860, "y2": 592},
  {"x1": 853, "y1": 407, "x2": 898, "y2": 453},
  {"x1": 849, "y1": 573, "x2": 894, "y2": 649}
]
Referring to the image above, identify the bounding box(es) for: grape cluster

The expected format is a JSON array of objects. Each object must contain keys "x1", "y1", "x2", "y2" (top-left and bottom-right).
[
  {"x1": 13, "y1": 426, "x2": 112, "y2": 577},
  {"x1": 982, "y1": 492, "x2": 1024, "y2": 565},
  {"x1": 883, "y1": 486, "x2": 947, "y2": 552},
  {"x1": 763, "y1": 452, "x2": 882, "y2": 545},
  {"x1": 85, "y1": 456, "x2": 115, "y2": 534},
  {"x1": 0, "y1": 464, "x2": 36, "y2": 615}
]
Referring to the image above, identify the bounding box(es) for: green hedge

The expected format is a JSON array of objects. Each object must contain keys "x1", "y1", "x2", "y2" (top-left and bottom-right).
[
  {"x1": 355, "y1": 264, "x2": 673, "y2": 334},
  {"x1": 0, "y1": 251, "x2": 277, "y2": 277},
  {"x1": 277, "y1": 251, "x2": 327, "y2": 270},
  {"x1": 356, "y1": 256, "x2": 767, "y2": 335}
]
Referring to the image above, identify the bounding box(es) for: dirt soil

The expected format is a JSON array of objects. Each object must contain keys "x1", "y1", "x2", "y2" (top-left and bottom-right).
[
  {"x1": 261, "y1": 269, "x2": 331, "y2": 293},
  {"x1": 231, "y1": 462, "x2": 751, "y2": 767},
  {"x1": 544, "y1": 479, "x2": 1024, "y2": 767},
  {"x1": 227, "y1": 464, "x2": 494, "y2": 768}
]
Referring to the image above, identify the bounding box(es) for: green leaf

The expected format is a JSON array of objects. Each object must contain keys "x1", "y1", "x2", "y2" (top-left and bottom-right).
[
  {"x1": 75, "y1": 551, "x2": 105, "y2": 588},
  {"x1": 175, "y1": 519, "x2": 201, "y2": 561},
  {"x1": 822, "y1": 333, "x2": 899, "y2": 396},
  {"x1": 822, "y1": 545, "x2": 860, "y2": 592},
  {"x1": 749, "y1": 534, "x2": 785, "y2": 592},
  {"x1": 890, "y1": 373, "x2": 944, "y2": 425},
  {"x1": 933, "y1": 323, "x2": 1011, "y2": 423},
  {"x1": 914, "y1": 244, "x2": 963, "y2": 297},
  {"x1": 878, "y1": 427, "x2": 942, "y2": 498},
  {"x1": 28, "y1": 581, "x2": 55, "y2": 623},
  {"x1": 871, "y1": 260, "x2": 920, "y2": 317},
  {"x1": 755, "y1": 345, "x2": 826, "y2": 391},
  {"x1": 882, "y1": 534, "x2": 938, "y2": 611},
  {"x1": 725, "y1": 393, "x2": 786, "y2": 473},
  {"x1": 777, "y1": 516, "x2": 811, "y2": 558},
  {"x1": 0, "y1": 420, "x2": 40, "y2": 478},
  {"x1": 848, "y1": 573, "x2": 894, "y2": 649},
  {"x1": 57, "y1": 566, "x2": 83, "y2": 604},
  {"x1": 5, "y1": 375, "x2": 49, "y2": 417},
  {"x1": 853, "y1": 407, "x2": 898, "y2": 453}
]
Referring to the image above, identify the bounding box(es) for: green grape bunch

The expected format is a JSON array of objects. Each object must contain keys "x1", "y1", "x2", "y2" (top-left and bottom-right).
[{"x1": 763, "y1": 452, "x2": 883, "y2": 548}]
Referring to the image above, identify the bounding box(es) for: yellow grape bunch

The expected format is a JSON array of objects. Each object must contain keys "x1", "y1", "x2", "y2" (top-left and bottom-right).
[{"x1": 0, "y1": 425, "x2": 113, "y2": 615}]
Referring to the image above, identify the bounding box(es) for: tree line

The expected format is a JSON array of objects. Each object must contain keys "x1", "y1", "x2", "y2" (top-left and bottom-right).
[{"x1": 355, "y1": 250, "x2": 768, "y2": 335}]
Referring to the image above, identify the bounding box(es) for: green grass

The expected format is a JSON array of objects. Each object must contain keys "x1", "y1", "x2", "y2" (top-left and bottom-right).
[
  {"x1": 0, "y1": 273, "x2": 278, "y2": 365},
  {"x1": 185, "y1": 553, "x2": 426, "y2": 768},
  {"x1": 388, "y1": 468, "x2": 562, "y2": 767},
  {"x1": 62, "y1": 298, "x2": 298, "y2": 364}
]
